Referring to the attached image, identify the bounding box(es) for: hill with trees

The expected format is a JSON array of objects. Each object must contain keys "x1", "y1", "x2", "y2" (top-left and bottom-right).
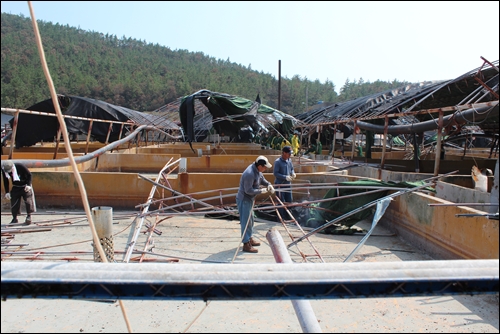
[{"x1": 1, "y1": 13, "x2": 410, "y2": 115}]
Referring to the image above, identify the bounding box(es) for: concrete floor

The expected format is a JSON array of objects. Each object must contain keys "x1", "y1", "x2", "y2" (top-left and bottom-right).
[{"x1": 1, "y1": 210, "x2": 499, "y2": 333}]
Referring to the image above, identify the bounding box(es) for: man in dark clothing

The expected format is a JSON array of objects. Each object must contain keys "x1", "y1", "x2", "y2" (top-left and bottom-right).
[
  {"x1": 305, "y1": 142, "x2": 317, "y2": 155},
  {"x1": 2, "y1": 160, "x2": 35, "y2": 225}
]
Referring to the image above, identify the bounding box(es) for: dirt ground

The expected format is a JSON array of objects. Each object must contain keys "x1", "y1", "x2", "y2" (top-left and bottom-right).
[{"x1": 1, "y1": 209, "x2": 499, "y2": 333}]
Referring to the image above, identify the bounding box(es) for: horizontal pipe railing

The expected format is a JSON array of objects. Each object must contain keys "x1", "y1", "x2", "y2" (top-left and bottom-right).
[{"x1": 2, "y1": 260, "x2": 498, "y2": 300}]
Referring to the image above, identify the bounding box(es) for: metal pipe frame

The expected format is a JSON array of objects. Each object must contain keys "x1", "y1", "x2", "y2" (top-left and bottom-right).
[
  {"x1": 1, "y1": 124, "x2": 159, "y2": 170},
  {"x1": 287, "y1": 170, "x2": 458, "y2": 248},
  {"x1": 123, "y1": 159, "x2": 179, "y2": 263},
  {"x1": 355, "y1": 102, "x2": 498, "y2": 135},
  {"x1": 2, "y1": 260, "x2": 498, "y2": 301},
  {"x1": 137, "y1": 184, "x2": 416, "y2": 218}
]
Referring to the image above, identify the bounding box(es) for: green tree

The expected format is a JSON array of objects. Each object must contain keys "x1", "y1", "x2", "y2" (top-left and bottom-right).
[{"x1": 1, "y1": 12, "x2": 413, "y2": 113}]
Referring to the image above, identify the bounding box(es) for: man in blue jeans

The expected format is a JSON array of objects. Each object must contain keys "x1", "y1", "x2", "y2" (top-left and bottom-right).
[
  {"x1": 236, "y1": 156, "x2": 275, "y2": 253},
  {"x1": 273, "y1": 146, "x2": 296, "y2": 220}
]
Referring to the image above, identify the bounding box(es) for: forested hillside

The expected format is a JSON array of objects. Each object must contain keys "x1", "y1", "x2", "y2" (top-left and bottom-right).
[{"x1": 1, "y1": 13, "x2": 409, "y2": 115}]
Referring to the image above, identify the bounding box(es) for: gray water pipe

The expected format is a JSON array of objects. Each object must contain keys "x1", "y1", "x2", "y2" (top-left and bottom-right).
[{"x1": 354, "y1": 102, "x2": 498, "y2": 134}]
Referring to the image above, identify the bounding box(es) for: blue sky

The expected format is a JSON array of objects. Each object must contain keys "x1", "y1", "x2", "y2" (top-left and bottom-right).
[{"x1": 1, "y1": 1, "x2": 499, "y2": 93}]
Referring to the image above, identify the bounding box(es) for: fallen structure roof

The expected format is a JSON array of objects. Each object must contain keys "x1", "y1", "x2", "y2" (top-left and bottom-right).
[
  {"x1": 295, "y1": 58, "x2": 499, "y2": 135},
  {"x1": 6, "y1": 95, "x2": 180, "y2": 148},
  {"x1": 155, "y1": 89, "x2": 302, "y2": 143}
]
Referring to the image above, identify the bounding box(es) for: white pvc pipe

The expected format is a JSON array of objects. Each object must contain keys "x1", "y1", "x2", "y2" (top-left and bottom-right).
[
  {"x1": 267, "y1": 227, "x2": 323, "y2": 333},
  {"x1": 91, "y1": 206, "x2": 114, "y2": 262}
]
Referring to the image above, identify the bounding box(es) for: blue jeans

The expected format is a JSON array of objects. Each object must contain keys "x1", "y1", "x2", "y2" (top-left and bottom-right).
[
  {"x1": 277, "y1": 185, "x2": 293, "y2": 203},
  {"x1": 237, "y1": 197, "x2": 254, "y2": 243}
]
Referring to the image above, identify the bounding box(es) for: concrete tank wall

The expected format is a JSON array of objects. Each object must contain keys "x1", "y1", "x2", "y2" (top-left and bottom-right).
[
  {"x1": 2, "y1": 151, "x2": 497, "y2": 261},
  {"x1": 383, "y1": 191, "x2": 498, "y2": 259}
]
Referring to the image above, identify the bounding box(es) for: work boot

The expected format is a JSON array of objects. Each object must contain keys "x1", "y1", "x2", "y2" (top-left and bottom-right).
[
  {"x1": 9, "y1": 218, "x2": 18, "y2": 225},
  {"x1": 250, "y1": 237, "x2": 261, "y2": 246},
  {"x1": 243, "y1": 241, "x2": 258, "y2": 253},
  {"x1": 23, "y1": 216, "x2": 32, "y2": 225}
]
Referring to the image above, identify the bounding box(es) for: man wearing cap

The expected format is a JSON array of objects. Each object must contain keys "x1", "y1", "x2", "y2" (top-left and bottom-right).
[
  {"x1": 2, "y1": 160, "x2": 35, "y2": 225},
  {"x1": 273, "y1": 146, "x2": 296, "y2": 220},
  {"x1": 236, "y1": 155, "x2": 275, "y2": 253}
]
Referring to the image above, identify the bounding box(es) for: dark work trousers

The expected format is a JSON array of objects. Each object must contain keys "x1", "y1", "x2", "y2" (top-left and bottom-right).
[
  {"x1": 9, "y1": 185, "x2": 34, "y2": 218},
  {"x1": 277, "y1": 184, "x2": 293, "y2": 221}
]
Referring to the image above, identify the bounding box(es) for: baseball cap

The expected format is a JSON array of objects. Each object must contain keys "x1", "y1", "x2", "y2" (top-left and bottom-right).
[
  {"x1": 282, "y1": 146, "x2": 292, "y2": 154},
  {"x1": 2, "y1": 160, "x2": 13, "y2": 173},
  {"x1": 255, "y1": 155, "x2": 272, "y2": 168}
]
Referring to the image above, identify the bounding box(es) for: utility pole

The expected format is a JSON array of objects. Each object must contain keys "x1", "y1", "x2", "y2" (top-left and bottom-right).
[
  {"x1": 305, "y1": 86, "x2": 308, "y2": 112},
  {"x1": 278, "y1": 60, "x2": 281, "y2": 111}
]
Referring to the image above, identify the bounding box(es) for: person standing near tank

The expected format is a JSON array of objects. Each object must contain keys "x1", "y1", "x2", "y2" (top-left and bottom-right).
[
  {"x1": 236, "y1": 155, "x2": 275, "y2": 253},
  {"x1": 2, "y1": 160, "x2": 35, "y2": 225},
  {"x1": 291, "y1": 131, "x2": 300, "y2": 156},
  {"x1": 273, "y1": 146, "x2": 296, "y2": 220}
]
